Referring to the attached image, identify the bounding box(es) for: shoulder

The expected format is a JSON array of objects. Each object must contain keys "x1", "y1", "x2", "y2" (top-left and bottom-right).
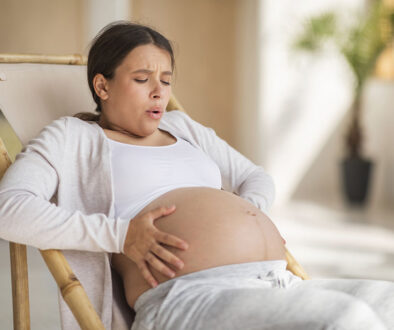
[
  {"x1": 26, "y1": 115, "x2": 101, "y2": 151},
  {"x1": 53, "y1": 115, "x2": 101, "y2": 137},
  {"x1": 160, "y1": 110, "x2": 219, "y2": 151},
  {"x1": 63, "y1": 115, "x2": 98, "y2": 129},
  {"x1": 162, "y1": 110, "x2": 189, "y2": 123},
  {"x1": 162, "y1": 110, "x2": 212, "y2": 132},
  {"x1": 39, "y1": 115, "x2": 92, "y2": 133}
]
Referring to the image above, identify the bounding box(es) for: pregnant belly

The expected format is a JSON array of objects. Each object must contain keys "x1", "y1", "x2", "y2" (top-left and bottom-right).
[{"x1": 112, "y1": 187, "x2": 286, "y2": 308}]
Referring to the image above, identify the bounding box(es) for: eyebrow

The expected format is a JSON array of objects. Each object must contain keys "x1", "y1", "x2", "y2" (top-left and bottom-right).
[{"x1": 131, "y1": 69, "x2": 173, "y2": 76}]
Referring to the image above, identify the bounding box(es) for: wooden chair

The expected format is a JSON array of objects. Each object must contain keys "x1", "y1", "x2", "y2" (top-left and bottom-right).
[{"x1": 0, "y1": 53, "x2": 309, "y2": 330}]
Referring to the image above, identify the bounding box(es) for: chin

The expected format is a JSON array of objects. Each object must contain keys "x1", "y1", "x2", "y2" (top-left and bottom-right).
[{"x1": 139, "y1": 125, "x2": 160, "y2": 137}]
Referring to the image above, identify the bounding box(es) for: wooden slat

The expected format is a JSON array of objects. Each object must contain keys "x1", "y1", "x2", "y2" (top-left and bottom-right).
[
  {"x1": 9, "y1": 243, "x2": 30, "y2": 330},
  {"x1": 0, "y1": 53, "x2": 86, "y2": 65},
  {"x1": 0, "y1": 137, "x2": 12, "y2": 178},
  {"x1": 285, "y1": 247, "x2": 310, "y2": 280},
  {"x1": 1, "y1": 138, "x2": 31, "y2": 330},
  {"x1": 40, "y1": 250, "x2": 105, "y2": 330}
]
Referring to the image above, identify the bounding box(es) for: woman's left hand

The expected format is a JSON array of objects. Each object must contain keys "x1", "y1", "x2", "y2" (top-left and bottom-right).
[{"x1": 122, "y1": 205, "x2": 188, "y2": 287}]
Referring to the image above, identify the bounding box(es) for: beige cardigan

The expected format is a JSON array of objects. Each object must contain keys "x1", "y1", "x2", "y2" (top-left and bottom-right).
[{"x1": 0, "y1": 110, "x2": 275, "y2": 329}]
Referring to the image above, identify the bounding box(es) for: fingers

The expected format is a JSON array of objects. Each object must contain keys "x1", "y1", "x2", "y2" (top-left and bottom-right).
[
  {"x1": 127, "y1": 204, "x2": 189, "y2": 288},
  {"x1": 137, "y1": 261, "x2": 158, "y2": 288},
  {"x1": 148, "y1": 205, "x2": 177, "y2": 222},
  {"x1": 155, "y1": 231, "x2": 189, "y2": 250},
  {"x1": 151, "y1": 243, "x2": 184, "y2": 270},
  {"x1": 145, "y1": 251, "x2": 176, "y2": 278}
]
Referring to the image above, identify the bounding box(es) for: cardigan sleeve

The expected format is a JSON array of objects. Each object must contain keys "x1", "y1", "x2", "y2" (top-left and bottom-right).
[
  {"x1": 169, "y1": 111, "x2": 276, "y2": 213},
  {"x1": 0, "y1": 117, "x2": 129, "y2": 252}
]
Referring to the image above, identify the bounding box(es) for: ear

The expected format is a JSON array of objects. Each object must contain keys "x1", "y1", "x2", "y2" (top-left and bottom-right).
[{"x1": 93, "y1": 73, "x2": 110, "y2": 101}]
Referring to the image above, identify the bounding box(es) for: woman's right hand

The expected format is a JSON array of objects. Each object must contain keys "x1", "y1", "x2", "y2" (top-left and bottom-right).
[{"x1": 123, "y1": 205, "x2": 189, "y2": 288}]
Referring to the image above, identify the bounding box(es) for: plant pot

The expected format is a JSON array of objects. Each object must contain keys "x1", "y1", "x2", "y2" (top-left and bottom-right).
[{"x1": 341, "y1": 156, "x2": 373, "y2": 205}]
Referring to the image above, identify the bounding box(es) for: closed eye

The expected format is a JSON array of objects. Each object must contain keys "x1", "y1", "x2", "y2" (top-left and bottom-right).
[{"x1": 134, "y1": 79, "x2": 170, "y2": 86}]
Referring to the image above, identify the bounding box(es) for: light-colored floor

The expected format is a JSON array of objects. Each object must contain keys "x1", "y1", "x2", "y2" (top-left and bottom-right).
[
  {"x1": 271, "y1": 200, "x2": 394, "y2": 281},
  {"x1": 1, "y1": 199, "x2": 393, "y2": 329},
  {"x1": 0, "y1": 241, "x2": 60, "y2": 329}
]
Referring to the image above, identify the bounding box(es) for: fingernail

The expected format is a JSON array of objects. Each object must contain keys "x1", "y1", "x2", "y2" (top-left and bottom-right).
[
  {"x1": 152, "y1": 282, "x2": 158, "y2": 288},
  {"x1": 176, "y1": 261, "x2": 184, "y2": 269},
  {"x1": 168, "y1": 271, "x2": 175, "y2": 278}
]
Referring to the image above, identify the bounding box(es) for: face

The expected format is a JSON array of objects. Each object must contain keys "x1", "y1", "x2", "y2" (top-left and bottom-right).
[{"x1": 94, "y1": 44, "x2": 173, "y2": 138}]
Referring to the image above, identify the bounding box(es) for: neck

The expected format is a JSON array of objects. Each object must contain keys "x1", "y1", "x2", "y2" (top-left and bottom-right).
[{"x1": 98, "y1": 117, "x2": 164, "y2": 143}]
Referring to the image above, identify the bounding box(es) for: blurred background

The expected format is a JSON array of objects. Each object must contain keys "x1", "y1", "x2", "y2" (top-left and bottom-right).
[{"x1": 0, "y1": 0, "x2": 393, "y2": 328}]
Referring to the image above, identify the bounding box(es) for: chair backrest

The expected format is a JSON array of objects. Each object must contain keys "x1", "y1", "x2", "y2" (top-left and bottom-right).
[
  {"x1": 0, "y1": 61, "x2": 94, "y2": 148},
  {"x1": 0, "y1": 53, "x2": 309, "y2": 330}
]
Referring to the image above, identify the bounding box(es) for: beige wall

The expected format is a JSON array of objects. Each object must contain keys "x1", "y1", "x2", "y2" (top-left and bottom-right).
[
  {"x1": 0, "y1": 0, "x2": 244, "y2": 148},
  {"x1": 0, "y1": 0, "x2": 260, "y2": 159},
  {"x1": 132, "y1": 0, "x2": 238, "y2": 146},
  {"x1": 0, "y1": 0, "x2": 84, "y2": 54}
]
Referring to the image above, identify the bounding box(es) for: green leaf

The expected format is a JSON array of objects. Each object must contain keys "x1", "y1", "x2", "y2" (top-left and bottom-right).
[
  {"x1": 293, "y1": 0, "x2": 389, "y2": 92},
  {"x1": 292, "y1": 12, "x2": 337, "y2": 52}
]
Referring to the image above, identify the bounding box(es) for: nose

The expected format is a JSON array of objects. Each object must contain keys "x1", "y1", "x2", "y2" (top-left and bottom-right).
[{"x1": 150, "y1": 80, "x2": 165, "y2": 99}]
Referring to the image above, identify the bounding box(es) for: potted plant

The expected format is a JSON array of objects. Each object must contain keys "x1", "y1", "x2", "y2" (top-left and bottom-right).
[{"x1": 293, "y1": 0, "x2": 394, "y2": 205}]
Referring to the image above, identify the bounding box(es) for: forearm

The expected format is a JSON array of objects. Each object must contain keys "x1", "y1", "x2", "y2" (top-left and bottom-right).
[
  {"x1": 0, "y1": 191, "x2": 129, "y2": 252},
  {"x1": 236, "y1": 167, "x2": 275, "y2": 214},
  {"x1": 165, "y1": 111, "x2": 276, "y2": 213}
]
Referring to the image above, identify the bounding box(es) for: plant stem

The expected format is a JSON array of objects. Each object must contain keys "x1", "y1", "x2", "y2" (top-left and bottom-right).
[{"x1": 346, "y1": 94, "x2": 363, "y2": 158}]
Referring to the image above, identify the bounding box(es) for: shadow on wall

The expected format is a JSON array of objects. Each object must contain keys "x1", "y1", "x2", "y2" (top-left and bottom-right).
[{"x1": 292, "y1": 79, "x2": 394, "y2": 212}]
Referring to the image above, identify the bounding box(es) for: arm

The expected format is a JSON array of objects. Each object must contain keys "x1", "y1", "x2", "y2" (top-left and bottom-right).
[
  {"x1": 0, "y1": 117, "x2": 129, "y2": 252},
  {"x1": 167, "y1": 111, "x2": 275, "y2": 213}
]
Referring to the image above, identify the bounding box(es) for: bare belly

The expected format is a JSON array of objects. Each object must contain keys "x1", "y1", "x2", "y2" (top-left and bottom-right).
[{"x1": 111, "y1": 187, "x2": 286, "y2": 309}]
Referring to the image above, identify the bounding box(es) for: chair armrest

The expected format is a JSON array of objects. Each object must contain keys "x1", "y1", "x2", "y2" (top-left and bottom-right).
[
  {"x1": 9, "y1": 243, "x2": 30, "y2": 330},
  {"x1": 285, "y1": 246, "x2": 310, "y2": 280},
  {"x1": 40, "y1": 249, "x2": 105, "y2": 330}
]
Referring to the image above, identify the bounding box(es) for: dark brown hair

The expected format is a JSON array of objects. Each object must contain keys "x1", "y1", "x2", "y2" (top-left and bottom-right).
[{"x1": 74, "y1": 21, "x2": 175, "y2": 122}]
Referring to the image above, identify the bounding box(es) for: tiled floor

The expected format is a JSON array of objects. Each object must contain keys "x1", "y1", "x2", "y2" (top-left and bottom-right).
[
  {"x1": 1, "y1": 200, "x2": 393, "y2": 329},
  {"x1": 271, "y1": 200, "x2": 394, "y2": 281}
]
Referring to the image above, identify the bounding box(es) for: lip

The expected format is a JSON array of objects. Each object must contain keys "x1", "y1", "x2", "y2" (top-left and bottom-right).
[
  {"x1": 146, "y1": 106, "x2": 163, "y2": 113},
  {"x1": 146, "y1": 107, "x2": 163, "y2": 119}
]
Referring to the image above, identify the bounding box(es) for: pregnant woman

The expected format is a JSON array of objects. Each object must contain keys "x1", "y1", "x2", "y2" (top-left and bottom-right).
[{"x1": 0, "y1": 21, "x2": 393, "y2": 330}]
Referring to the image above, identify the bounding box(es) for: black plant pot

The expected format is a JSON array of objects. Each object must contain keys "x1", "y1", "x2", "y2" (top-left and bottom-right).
[{"x1": 341, "y1": 156, "x2": 373, "y2": 205}]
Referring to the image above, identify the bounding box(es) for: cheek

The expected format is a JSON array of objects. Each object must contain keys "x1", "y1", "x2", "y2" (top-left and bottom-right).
[
  {"x1": 132, "y1": 84, "x2": 151, "y2": 97},
  {"x1": 164, "y1": 87, "x2": 172, "y2": 100},
  {"x1": 119, "y1": 85, "x2": 147, "y2": 104}
]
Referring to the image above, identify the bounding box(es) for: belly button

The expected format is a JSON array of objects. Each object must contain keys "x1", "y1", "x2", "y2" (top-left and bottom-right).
[{"x1": 246, "y1": 210, "x2": 256, "y2": 216}]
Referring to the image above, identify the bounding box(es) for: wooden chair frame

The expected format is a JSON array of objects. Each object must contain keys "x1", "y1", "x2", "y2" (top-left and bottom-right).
[{"x1": 0, "y1": 53, "x2": 309, "y2": 330}]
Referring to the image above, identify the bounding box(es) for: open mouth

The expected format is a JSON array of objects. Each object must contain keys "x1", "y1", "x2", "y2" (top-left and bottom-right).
[
  {"x1": 147, "y1": 108, "x2": 163, "y2": 113},
  {"x1": 147, "y1": 110, "x2": 163, "y2": 119}
]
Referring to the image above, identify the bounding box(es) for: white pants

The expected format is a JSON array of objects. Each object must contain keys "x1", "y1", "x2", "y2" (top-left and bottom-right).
[{"x1": 131, "y1": 260, "x2": 394, "y2": 330}]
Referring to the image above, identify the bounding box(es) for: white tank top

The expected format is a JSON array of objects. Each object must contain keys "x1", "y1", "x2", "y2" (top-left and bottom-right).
[{"x1": 108, "y1": 133, "x2": 222, "y2": 220}]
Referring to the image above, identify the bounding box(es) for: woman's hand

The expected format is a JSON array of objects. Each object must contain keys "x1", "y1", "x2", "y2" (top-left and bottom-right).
[{"x1": 123, "y1": 205, "x2": 189, "y2": 288}]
